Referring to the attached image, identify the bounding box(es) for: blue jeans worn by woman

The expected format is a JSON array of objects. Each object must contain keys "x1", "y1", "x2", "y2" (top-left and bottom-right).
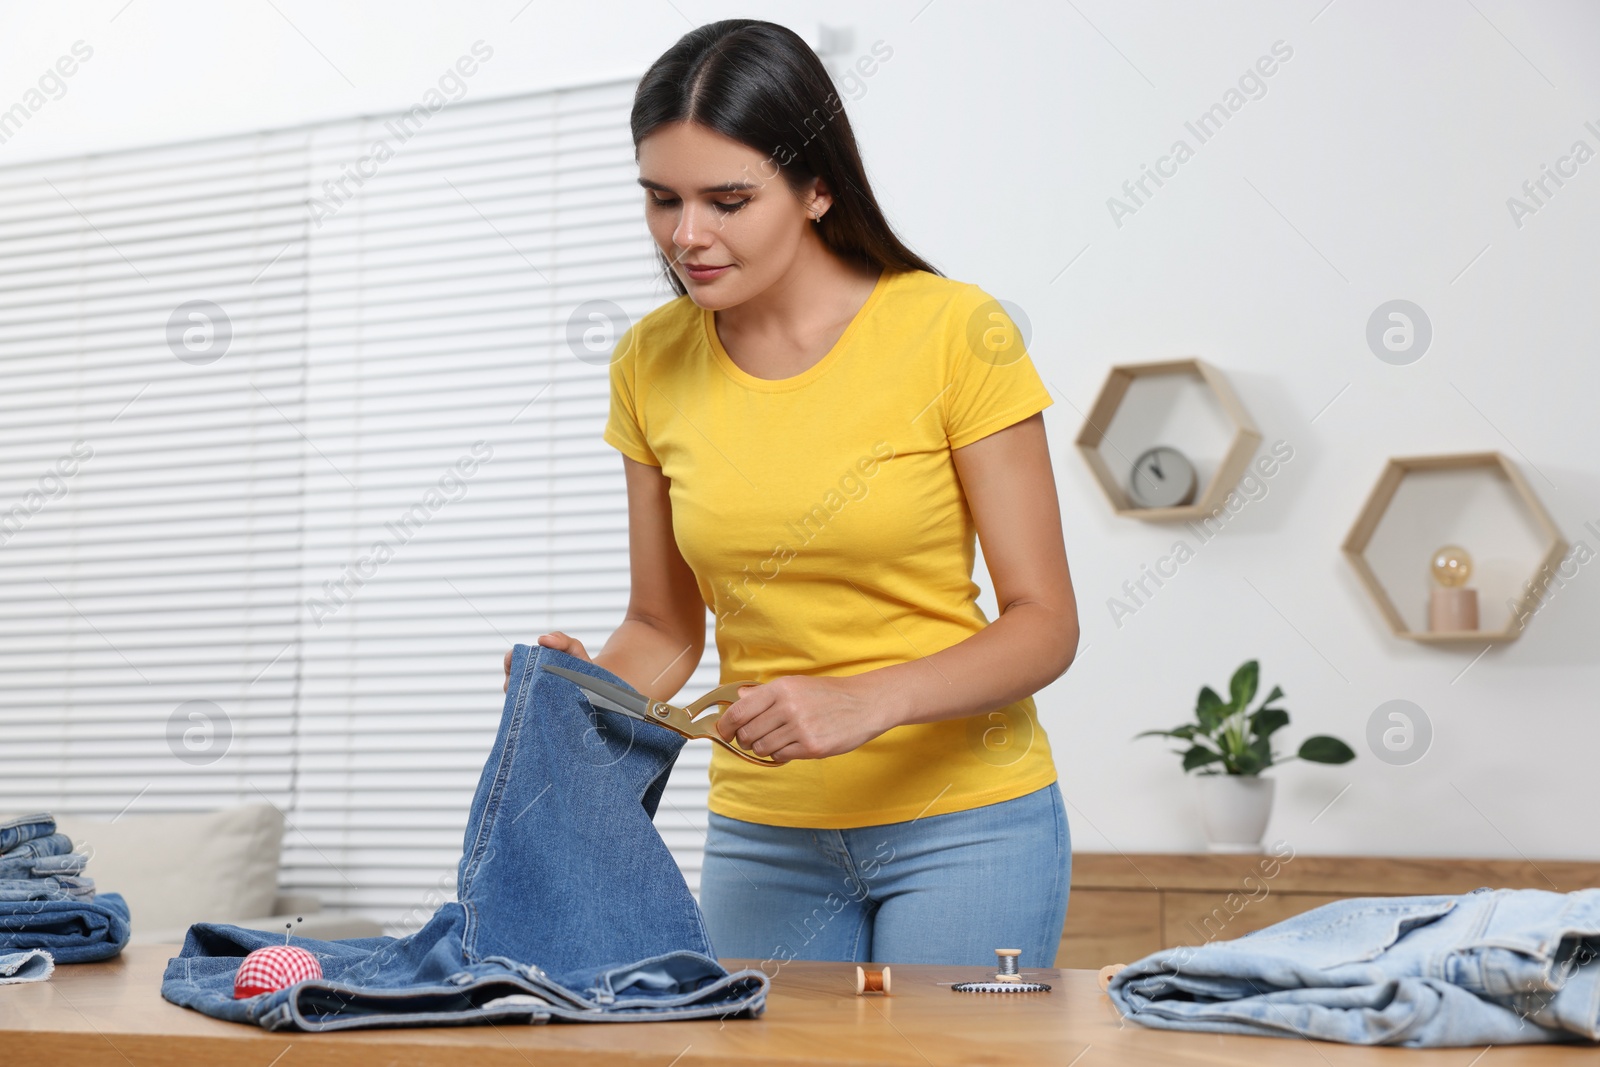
[{"x1": 700, "y1": 780, "x2": 1069, "y2": 970}]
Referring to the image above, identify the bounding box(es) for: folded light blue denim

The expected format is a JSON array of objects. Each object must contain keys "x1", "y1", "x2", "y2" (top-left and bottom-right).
[
  {"x1": 0, "y1": 947, "x2": 56, "y2": 984},
  {"x1": 0, "y1": 813, "x2": 56, "y2": 855},
  {"x1": 0, "y1": 831, "x2": 74, "y2": 861},
  {"x1": 160, "y1": 644, "x2": 770, "y2": 1032},
  {"x1": 0, "y1": 851, "x2": 88, "y2": 880},
  {"x1": 1108, "y1": 887, "x2": 1600, "y2": 1046},
  {"x1": 0, "y1": 891, "x2": 129, "y2": 963},
  {"x1": 0, "y1": 874, "x2": 95, "y2": 902}
]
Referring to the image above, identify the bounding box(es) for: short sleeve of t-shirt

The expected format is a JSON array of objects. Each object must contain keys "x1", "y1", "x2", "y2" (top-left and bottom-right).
[
  {"x1": 941, "y1": 286, "x2": 1055, "y2": 450},
  {"x1": 602, "y1": 325, "x2": 661, "y2": 467}
]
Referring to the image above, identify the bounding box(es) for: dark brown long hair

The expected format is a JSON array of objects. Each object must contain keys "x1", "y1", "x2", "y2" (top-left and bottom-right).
[{"x1": 631, "y1": 19, "x2": 941, "y2": 297}]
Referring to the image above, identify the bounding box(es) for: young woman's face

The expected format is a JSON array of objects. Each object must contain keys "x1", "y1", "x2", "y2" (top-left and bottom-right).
[{"x1": 636, "y1": 121, "x2": 822, "y2": 308}]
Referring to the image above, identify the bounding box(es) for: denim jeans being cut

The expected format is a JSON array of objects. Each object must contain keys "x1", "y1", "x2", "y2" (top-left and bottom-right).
[
  {"x1": 159, "y1": 644, "x2": 770, "y2": 1032},
  {"x1": 1107, "y1": 887, "x2": 1600, "y2": 1046}
]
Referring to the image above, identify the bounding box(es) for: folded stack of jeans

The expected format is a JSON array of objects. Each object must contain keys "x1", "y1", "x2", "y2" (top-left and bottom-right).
[
  {"x1": 1107, "y1": 887, "x2": 1600, "y2": 1047},
  {"x1": 161, "y1": 644, "x2": 770, "y2": 1032},
  {"x1": 0, "y1": 814, "x2": 94, "y2": 901},
  {"x1": 1, "y1": 833, "x2": 94, "y2": 904},
  {"x1": 0, "y1": 812, "x2": 130, "y2": 967}
]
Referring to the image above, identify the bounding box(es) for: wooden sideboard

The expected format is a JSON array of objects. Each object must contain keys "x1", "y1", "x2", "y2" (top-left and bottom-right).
[{"x1": 1056, "y1": 850, "x2": 1600, "y2": 969}]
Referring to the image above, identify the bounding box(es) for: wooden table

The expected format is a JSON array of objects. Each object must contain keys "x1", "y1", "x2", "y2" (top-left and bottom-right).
[{"x1": 1, "y1": 944, "x2": 1594, "y2": 1065}]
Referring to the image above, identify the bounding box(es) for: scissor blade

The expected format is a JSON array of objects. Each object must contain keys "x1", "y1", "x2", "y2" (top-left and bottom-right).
[{"x1": 538, "y1": 663, "x2": 653, "y2": 721}]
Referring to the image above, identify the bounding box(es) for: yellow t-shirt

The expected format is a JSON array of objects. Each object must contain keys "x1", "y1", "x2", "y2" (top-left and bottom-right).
[{"x1": 602, "y1": 267, "x2": 1058, "y2": 829}]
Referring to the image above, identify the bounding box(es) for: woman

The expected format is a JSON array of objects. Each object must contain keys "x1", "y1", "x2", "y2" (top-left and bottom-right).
[{"x1": 506, "y1": 19, "x2": 1079, "y2": 970}]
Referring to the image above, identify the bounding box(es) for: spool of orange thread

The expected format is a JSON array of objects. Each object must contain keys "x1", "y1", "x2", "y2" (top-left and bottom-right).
[{"x1": 854, "y1": 965, "x2": 892, "y2": 995}]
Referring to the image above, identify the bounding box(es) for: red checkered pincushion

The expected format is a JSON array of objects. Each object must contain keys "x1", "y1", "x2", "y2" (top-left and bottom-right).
[{"x1": 232, "y1": 945, "x2": 323, "y2": 998}]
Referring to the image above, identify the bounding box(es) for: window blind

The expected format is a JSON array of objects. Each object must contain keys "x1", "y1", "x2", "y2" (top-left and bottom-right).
[{"x1": 0, "y1": 75, "x2": 720, "y2": 933}]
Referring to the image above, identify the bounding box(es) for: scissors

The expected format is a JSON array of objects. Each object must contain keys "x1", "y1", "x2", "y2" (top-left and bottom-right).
[{"x1": 539, "y1": 663, "x2": 782, "y2": 767}]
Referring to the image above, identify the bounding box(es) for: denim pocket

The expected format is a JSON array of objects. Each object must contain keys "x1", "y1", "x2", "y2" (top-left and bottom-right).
[
  {"x1": 1446, "y1": 889, "x2": 1600, "y2": 999},
  {"x1": 1456, "y1": 888, "x2": 1600, "y2": 959},
  {"x1": 595, "y1": 950, "x2": 728, "y2": 1002}
]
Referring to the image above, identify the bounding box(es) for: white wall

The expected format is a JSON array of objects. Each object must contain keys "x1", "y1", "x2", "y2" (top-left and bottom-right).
[{"x1": 4, "y1": 0, "x2": 1597, "y2": 862}]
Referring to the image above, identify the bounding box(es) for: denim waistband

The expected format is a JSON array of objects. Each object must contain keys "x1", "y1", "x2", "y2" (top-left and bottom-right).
[
  {"x1": 0, "y1": 832, "x2": 74, "y2": 861},
  {"x1": 0, "y1": 815, "x2": 57, "y2": 856}
]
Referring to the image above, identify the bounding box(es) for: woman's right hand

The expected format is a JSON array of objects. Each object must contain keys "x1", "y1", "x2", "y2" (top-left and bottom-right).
[{"x1": 503, "y1": 631, "x2": 593, "y2": 692}]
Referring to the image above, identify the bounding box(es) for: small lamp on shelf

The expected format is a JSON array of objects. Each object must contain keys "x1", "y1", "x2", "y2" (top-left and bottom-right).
[{"x1": 1427, "y1": 544, "x2": 1479, "y2": 633}]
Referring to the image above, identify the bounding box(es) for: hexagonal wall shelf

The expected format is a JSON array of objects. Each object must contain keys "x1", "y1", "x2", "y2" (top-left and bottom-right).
[
  {"x1": 1341, "y1": 452, "x2": 1567, "y2": 645},
  {"x1": 1074, "y1": 358, "x2": 1263, "y2": 522}
]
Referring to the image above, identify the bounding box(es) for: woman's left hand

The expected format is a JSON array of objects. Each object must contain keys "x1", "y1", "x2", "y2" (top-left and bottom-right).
[{"x1": 713, "y1": 675, "x2": 896, "y2": 763}]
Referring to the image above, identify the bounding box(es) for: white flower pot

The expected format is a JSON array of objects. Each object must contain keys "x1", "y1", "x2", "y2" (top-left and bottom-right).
[{"x1": 1197, "y1": 774, "x2": 1274, "y2": 853}]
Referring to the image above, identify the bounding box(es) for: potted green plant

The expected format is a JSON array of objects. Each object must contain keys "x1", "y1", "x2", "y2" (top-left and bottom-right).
[{"x1": 1136, "y1": 659, "x2": 1356, "y2": 852}]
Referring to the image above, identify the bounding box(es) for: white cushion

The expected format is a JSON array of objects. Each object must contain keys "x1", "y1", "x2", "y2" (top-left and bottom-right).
[{"x1": 1, "y1": 803, "x2": 284, "y2": 934}]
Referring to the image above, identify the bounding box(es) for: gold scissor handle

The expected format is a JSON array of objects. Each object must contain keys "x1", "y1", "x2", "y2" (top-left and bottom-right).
[{"x1": 648, "y1": 680, "x2": 780, "y2": 767}]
